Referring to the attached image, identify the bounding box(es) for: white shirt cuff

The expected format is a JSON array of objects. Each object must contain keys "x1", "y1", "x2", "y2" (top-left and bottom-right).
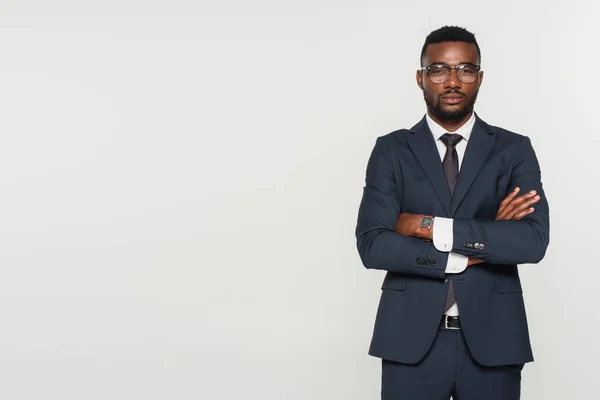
[
  {"x1": 433, "y1": 217, "x2": 453, "y2": 252},
  {"x1": 445, "y1": 252, "x2": 469, "y2": 274}
]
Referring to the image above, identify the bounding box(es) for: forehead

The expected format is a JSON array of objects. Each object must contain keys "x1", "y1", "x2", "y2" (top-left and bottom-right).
[{"x1": 423, "y1": 42, "x2": 479, "y2": 65}]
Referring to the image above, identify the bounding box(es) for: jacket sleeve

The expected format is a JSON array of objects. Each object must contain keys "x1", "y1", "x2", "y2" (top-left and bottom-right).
[
  {"x1": 355, "y1": 136, "x2": 449, "y2": 280},
  {"x1": 451, "y1": 136, "x2": 550, "y2": 264}
]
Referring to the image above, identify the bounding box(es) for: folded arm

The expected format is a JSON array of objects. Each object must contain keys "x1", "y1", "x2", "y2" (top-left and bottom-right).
[
  {"x1": 355, "y1": 136, "x2": 448, "y2": 280},
  {"x1": 451, "y1": 136, "x2": 549, "y2": 264}
]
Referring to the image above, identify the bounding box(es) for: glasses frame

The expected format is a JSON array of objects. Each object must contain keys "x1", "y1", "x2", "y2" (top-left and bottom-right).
[{"x1": 420, "y1": 63, "x2": 482, "y2": 83}]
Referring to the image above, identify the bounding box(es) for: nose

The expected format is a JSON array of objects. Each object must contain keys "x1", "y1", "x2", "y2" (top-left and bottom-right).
[{"x1": 444, "y1": 68, "x2": 462, "y2": 89}]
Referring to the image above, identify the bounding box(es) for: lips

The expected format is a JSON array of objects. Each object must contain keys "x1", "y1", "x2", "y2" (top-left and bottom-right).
[{"x1": 440, "y1": 95, "x2": 464, "y2": 105}]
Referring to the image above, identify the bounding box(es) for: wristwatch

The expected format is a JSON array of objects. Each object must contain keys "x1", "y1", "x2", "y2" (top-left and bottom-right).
[{"x1": 419, "y1": 215, "x2": 434, "y2": 240}]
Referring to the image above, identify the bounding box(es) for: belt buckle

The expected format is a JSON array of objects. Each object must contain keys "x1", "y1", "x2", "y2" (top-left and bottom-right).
[{"x1": 444, "y1": 316, "x2": 460, "y2": 330}]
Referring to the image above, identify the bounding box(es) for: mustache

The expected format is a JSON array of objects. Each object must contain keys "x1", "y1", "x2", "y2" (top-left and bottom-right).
[{"x1": 442, "y1": 90, "x2": 466, "y2": 98}]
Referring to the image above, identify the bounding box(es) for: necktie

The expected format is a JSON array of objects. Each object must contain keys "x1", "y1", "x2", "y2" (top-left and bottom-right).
[{"x1": 439, "y1": 133, "x2": 463, "y2": 313}]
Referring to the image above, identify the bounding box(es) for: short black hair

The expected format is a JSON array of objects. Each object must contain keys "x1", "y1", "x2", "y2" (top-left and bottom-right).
[{"x1": 420, "y1": 26, "x2": 481, "y2": 66}]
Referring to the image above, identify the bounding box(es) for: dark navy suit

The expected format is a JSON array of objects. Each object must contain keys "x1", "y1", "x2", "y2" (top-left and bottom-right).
[{"x1": 355, "y1": 115, "x2": 549, "y2": 398}]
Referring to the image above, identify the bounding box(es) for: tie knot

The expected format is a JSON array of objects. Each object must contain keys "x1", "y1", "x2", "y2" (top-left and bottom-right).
[{"x1": 440, "y1": 133, "x2": 464, "y2": 148}]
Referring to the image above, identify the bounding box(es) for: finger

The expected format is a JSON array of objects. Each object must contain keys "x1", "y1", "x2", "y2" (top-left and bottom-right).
[
  {"x1": 506, "y1": 203, "x2": 536, "y2": 220},
  {"x1": 511, "y1": 191, "x2": 538, "y2": 206},
  {"x1": 502, "y1": 195, "x2": 539, "y2": 219},
  {"x1": 497, "y1": 187, "x2": 520, "y2": 215},
  {"x1": 497, "y1": 189, "x2": 522, "y2": 219},
  {"x1": 514, "y1": 207, "x2": 535, "y2": 220},
  {"x1": 502, "y1": 191, "x2": 538, "y2": 215},
  {"x1": 514, "y1": 195, "x2": 540, "y2": 213},
  {"x1": 501, "y1": 187, "x2": 520, "y2": 204},
  {"x1": 498, "y1": 187, "x2": 520, "y2": 210},
  {"x1": 528, "y1": 195, "x2": 541, "y2": 205},
  {"x1": 524, "y1": 195, "x2": 541, "y2": 208}
]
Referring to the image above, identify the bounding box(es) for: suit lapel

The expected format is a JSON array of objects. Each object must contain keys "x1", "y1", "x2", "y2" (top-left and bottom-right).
[
  {"x1": 451, "y1": 116, "x2": 496, "y2": 215},
  {"x1": 407, "y1": 117, "x2": 452, "y2": 216}
]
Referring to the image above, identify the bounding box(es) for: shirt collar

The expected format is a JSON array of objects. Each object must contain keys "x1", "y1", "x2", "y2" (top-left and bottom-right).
[{"x1": 425, "y1": 112, "x2": 476, "y2": 142}]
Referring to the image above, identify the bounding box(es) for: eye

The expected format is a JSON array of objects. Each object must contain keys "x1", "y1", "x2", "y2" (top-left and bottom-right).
[
  {"x1": 461, "y1": 66, "x2": 477, "y2": 75},
  {"x1": 429, "y1": 67, "x2": 446, "y2": 75}
]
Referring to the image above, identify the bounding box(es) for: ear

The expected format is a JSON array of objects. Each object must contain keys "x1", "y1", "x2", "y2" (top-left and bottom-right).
[
  {"x1": 478, "y1": 71, "x2": 484, "y2": 88},
  {"x1": 416, "y1": 69, "x2": 424, "y2": 90}
]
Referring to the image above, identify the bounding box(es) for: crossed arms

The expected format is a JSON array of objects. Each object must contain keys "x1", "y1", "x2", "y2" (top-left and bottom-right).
[{"x1": 355, "y1": 136, "x2": 549, "y2": 280}]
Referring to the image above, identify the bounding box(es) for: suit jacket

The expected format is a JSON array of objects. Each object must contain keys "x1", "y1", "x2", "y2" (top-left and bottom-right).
[{"x1": 355, "y1": 114, "x2": 549, "y2": 367}]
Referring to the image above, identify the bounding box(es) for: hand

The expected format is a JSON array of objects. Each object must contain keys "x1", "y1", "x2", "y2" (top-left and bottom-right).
[
  {"x1": 496, "y1": 187, "x2": 541, "y2": 220},
  {"x1": 469, "y1": 188, "x2": 540, "y2": 267},
  {"x1": 395, "y1": 213, "x2": 426, "y2": 238}
]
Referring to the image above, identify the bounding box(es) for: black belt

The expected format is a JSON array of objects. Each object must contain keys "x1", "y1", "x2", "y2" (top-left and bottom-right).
[{"x1": 440, "y1": 315, "x2": 461, "y2": 330}]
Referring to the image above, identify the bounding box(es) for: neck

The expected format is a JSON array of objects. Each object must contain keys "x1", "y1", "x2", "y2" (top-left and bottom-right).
[{"x1": 427, "y1": 110, "x2": 473, "y2": 132}]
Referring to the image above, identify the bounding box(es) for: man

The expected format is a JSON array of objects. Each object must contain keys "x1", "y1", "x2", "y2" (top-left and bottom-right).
[{"x1": 355, "y1": 26, "x2": 549, "y2": 399}]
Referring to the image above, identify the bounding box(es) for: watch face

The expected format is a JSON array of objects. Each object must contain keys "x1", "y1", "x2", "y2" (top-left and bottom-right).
[{"x1": 420, "y1": 217, "x2": 433, "y2": 228}]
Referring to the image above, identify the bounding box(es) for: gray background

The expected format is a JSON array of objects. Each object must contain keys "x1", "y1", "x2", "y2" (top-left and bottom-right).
[{"x1": 0, "y1": 0, "x2": 596, "y2": 399}]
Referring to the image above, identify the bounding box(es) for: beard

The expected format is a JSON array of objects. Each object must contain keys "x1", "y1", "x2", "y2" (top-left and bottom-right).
[{"x1": 424, "y1": 88, "x2": 478, "y2": 122}]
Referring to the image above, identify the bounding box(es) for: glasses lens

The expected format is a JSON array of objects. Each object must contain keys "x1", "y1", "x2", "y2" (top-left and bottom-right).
[
  {"x1": 428, "y1": 65, "x2": 448, "y2": 83},
  {"x1": 458, "y1": 65, "x2": 478, "y2": 83}
]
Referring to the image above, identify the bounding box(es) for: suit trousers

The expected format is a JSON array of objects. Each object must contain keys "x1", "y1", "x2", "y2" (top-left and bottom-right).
[{"x1": 381, "y1": 325, "x2": 524, "y2": 400}]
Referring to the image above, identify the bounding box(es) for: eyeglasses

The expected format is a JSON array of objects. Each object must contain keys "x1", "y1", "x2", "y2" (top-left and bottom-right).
[{"x1": 420, "y1": 63, "x2": 481, "y2": 83}]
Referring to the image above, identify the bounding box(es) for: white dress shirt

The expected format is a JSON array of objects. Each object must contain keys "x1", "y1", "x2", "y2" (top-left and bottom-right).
[{"x1": 425, "y1": 112, "x2": 476, "y2": 316}]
